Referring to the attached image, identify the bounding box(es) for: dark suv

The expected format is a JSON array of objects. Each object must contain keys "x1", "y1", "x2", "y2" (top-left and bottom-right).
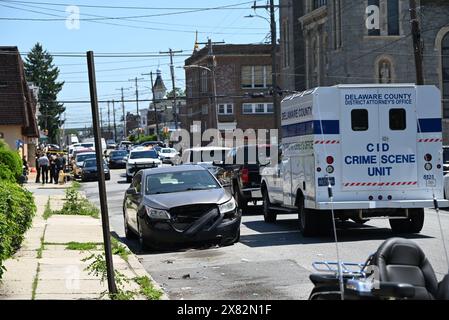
[{"x1": 223, "y1": 145, "x2": 271, "y2": 211}]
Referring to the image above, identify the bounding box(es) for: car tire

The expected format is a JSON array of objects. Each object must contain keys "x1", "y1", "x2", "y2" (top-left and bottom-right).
[
  {"x1": 234, "y1": 183, "x2": 248, "y2": 212},
  {"x1": 126, "y1": 175, "x2": 132, "y2": 183},
  {"x1": 262, "y1": 188, "x2": 277, "y2": 223},
  {"x1": 389, "y1": 208, "x2": 424, "y2": 234},
  {"x1": 123, "y1": 209, "x2": 135, "y2": 240},
  {"x1": 137, "y1": 219, "x2": 149, "y2": 252},
  {"x1": 220, "y1": 228, "x2": 240, "y2": 247}
]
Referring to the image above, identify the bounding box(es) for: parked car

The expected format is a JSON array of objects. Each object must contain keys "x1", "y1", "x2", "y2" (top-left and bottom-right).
[
  {"x1": 122, "y1": 165, "x2": 241, "y2": 250},
  {"x1": 72, "y1": 151, "x2": 96, "y2": 178},
  {"x1": 106, "y1": 140, "x2": 117, "y2": 150},
  {"x1": 159, "y1": 148, "x2": 179, "y2": 165},
  {"x1": 118, "y1": 141, "x2": 133, "y2": 152},
  {"x1": 80, "y1": 158, "x2": 111, "y2": 182},
  {"x1": 46, "y1": 144, "x2": 60, "y2": 152},
  {"x1": 141, "y1": 141, "x2": 165, "y2": 148},
  {"x1": 108, "y1": 150, "x2": 128, "y2": 169},
  {"x1": 223, "y1": 145, "x2": 271, "y2": 210},
  {"x1": 126, "y1": 147, "x2": 161, "y2": 183}
]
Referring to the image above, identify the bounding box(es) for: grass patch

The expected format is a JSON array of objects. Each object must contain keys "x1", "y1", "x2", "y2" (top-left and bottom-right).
[
  {"x1": 111, "y1": 237, "x2": 130, "y2": 262},
  {"x1": 36, "y1": 226, "x2": 46, "y2": 259},
  {"x1": 43, "y1": 197, "x2": 52, "y2": 220},
  {"x1": 53, "y1": 182, "x2": 99, "y2": 219},
  {"x1": 66, "y1": 242, "x2": 99, "y2": 251},
  {"x1": 31, "y1": 263, "x2": 40, "y2": 300},
  {"x1": 134, "y1": 276, "x2": 163, "y2": 300}
]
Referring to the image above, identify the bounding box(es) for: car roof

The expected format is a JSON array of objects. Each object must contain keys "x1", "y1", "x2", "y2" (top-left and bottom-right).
[
  {"x1": 130, "y1": 146, "x2": 156, "y2": 152},
  {"x1": 184, "y1": 146, "x2": 231, "y2": 152},
  {"x1": 142, "y1": 164, "x2": 207, "y2": 175},
  {"x1": 76, "y1": 151, "x2": 96, "y2": 156}
]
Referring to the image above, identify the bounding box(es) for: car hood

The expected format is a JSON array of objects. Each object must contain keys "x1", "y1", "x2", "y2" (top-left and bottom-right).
[
  {"x1": 143, "y1": 188, "x2": 230, "y2": 210},
  {"x1": 128, "y1": 158, "x2": 161, "y2": 165}
]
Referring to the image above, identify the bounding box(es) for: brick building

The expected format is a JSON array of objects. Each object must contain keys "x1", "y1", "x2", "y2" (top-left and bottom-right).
[
  {"x1": 0, "y1": 46, "x2": 39, "y2": 160},
  {"x1": 181, "y1": 44, "x2": 280, "y2": 137},
  {"x1": 279, "y1": 0, "x2": 449, "y2": 141}
]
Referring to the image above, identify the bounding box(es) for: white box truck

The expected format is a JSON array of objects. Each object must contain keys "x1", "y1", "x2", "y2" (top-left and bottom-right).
[{"x1": 261, "y1": 84, "x2": 448, "y2": 236}]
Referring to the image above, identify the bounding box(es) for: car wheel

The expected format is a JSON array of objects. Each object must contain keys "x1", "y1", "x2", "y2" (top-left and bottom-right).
[
  {"x1": 234, "y1": 184, "x2": 248, "y2": 212},
  {"x1": 123, "y1": 208, "x2": 135, "y2": 240},
  {"x1": 262, "y1": 188, "x2": 277, "y2": 223},
  {"x1": 389, "y1": 208, "x2": 424, "y2": 234},
  {"x1": 126, "y1": 175, "x2": 132, "y2": 183},
  {"x1": 220, "y1": 228, "x2": 240, "y2": 247}
]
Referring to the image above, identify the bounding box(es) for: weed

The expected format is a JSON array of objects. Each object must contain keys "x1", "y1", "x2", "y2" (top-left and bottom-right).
[
  {"x1": 134, "y1": 276, "x2": 163, "y2": 300},
  {"x1": 31, "y1": 263, "x2": 40, "y2": 300},
  {"x1": 66, "y1": 242, "x2": 99, "y2": 251},
  {"x1": 110, "y1": 237, "x2": 130, "y2": 262},
  {"x1": 43, "y1": 197, "x2": 52, "y2": 220}
]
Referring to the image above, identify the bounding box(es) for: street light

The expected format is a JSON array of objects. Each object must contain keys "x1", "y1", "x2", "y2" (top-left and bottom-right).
[{"x1": 182, "y1": 64, "x2": 219, "y2": 130}]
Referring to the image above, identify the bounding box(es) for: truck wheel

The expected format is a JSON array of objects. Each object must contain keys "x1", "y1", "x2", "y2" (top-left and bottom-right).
[
  {"x1": 298, "y1": 202, "x2": 320, "y2": 237},
  {"x1": 389, "y1": 208, "x2": 424, "y2": 234},
  {"x1": 234, "y1": 184, "x2": 248, "y2": 212},
  {"x1": 262, "y1": 189, "x2": 277, "y2": 223}
]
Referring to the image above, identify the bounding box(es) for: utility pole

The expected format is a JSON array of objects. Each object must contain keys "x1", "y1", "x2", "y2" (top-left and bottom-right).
[
  {"x1": 107, "y1": 100, "x2": 111, "y2": 137},
  {"x1": 116, "y1": 87, "x2": 130, "y2": 140},
  {"x1": 252, "y1": 0, "x2": 281, "y2": 136},
  {"x1": 143, "y1": 71, "x2": 160, "y2": 141},
  {"x1": 128, "y1": 77, "x2": 144, "y2": 115},
  {"x1": 409, "y1": 0, "x2": 424, "y2": 85},
  {"x1": 196, "y1": 39, "x2": 225, "y2": 130},
  {"x1": 112, "y1": 99, "x2": 117, "y2": 142},
  {"x1": 99, "y1": 106, "x2": 103, "y2": 137},
  {"x1": 160, "y1": 48, "x2": 183, "y2": 130},
  {"x1": 86, "y1": 51, "x2": 117, "y2": 296}
]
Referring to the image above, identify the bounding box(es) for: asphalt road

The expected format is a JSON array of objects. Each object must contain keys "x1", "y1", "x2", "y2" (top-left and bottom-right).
[{"x1": 82, "y1": 169, "x2": 449, "y2": 300}]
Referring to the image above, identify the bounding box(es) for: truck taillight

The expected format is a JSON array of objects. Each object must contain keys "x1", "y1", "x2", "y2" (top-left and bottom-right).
[
  {"x1": 240, "y1": 168, "x2": 249, "y2": 184},
  {"x1": 326, "y1": 156, "x2": 334, "y2": 164},
  {"x1": 424, "y1": 154, "x2": 432, "y2": 162}
]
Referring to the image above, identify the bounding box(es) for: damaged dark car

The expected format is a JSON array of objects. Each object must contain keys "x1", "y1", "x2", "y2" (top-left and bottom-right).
[{"x1": 123, "y1": 165, "x2": 241, "y2": 251}]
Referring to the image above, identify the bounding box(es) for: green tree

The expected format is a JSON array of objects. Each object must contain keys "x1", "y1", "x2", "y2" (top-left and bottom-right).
[
  {"x1": 24, "y1": 43, "x2": 65, "y2": 143},
  {"x1": 166, "y1": 87, "x2": 185, "y2": 99}
]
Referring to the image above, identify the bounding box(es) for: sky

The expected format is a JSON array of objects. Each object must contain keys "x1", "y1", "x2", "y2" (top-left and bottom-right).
[{"x1": 1, "y1": 0, "x2": 278, "y2": 128}]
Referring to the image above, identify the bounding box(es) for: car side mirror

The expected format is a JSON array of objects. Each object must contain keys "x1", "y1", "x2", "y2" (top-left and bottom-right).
[{"x1": 126, "y1": 187, "x2": 137, "y2": 195}]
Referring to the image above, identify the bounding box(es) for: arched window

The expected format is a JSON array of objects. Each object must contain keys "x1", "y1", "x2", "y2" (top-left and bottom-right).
[
  {"x1": 442, "y1": 32, "x2": 449, "y2": 116},
  {"x1": 376, "y1": 57, "x2": 393, "y2": 84}
]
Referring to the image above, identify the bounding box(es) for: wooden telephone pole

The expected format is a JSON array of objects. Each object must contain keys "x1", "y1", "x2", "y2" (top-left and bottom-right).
[{"x1": 409, "y1": 0, "x2": 424, "y2": 85}]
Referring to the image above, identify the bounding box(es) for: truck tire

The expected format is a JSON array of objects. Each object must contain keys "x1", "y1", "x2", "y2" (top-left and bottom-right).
[
  {"x1": 298, "y1": 204, "x2": 320, "y2": 237},
  {"x1": 262, "y1": 188, "x2": 277, "y2": 223},
  {"x1": 234, "y1": 183, "x2": 248, "y2": 212},
  {"x1": 389, "y1": 208, "x2": 424, "y2": 234}
]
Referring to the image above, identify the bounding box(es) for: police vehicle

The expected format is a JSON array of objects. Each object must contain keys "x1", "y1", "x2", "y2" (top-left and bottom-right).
[{"x1": 261, "y1": 84, "x2": 448, "y2": 236}]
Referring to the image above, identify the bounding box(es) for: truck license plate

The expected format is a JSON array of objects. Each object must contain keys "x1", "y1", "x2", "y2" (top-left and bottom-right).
[
  {"x1": 318, "y1": 177, "x2": 335, "y2": 187},
  {"x1": 426, "y1": 179, "x2": 436, "y2": 187}
]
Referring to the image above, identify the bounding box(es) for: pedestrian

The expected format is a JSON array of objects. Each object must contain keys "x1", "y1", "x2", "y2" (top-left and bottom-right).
[
  {"x1": 49, "y1": 154, "x2": 57, "y2": 184},
  {"x1": 38, "y1": 153, "x2": 49, "y2": 184},
  {"x1": 35, "y1": 152, "x2": 41, "y2": 183},
  {"x1": 55, "y1": 153, "x2": 66, "y2": 184}
]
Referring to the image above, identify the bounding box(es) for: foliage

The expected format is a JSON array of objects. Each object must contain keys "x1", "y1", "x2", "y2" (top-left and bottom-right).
[
  {"x1": 166, "y1": 87, "x2": 185, "y2": 99},
  {"x1": 136, "y1": 134, "x2": 157, "y2": 144},
  {"x1": 53, "y1": 183, "x2": 99, "y2": 218},
  {"x1": 0, "y1": 140, "x2": 22, "y2": 182},
  {"x1": 66, "y1": 242, "x2": 99, "y2": 251},
  {"x1": 82, "y1": 253, "x2": 135, "y2": 300},
  {"x1": 110, "y1": 237, "x2": 130, "y2": 262},
  {"x1": 0, "y1": 180, "x2": 36, "y2": 279},
  {"x1": 24, "y1": 43, "x2": 65, "y2": 143},
  {"x1": 134, "y1": 276, "x2": 163, "y2": 300},
  {"x1": 43, "y1": 197, "x2": 52, "y2": 220}
]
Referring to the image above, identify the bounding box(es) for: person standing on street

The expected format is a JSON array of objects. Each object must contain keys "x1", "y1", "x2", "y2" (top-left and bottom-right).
[
  {"x1": 35, "y1": 152, "x2": 41, "y2": 183},
  {"x1": 49, "y1": 154, "x2": 56, "y2": 184},
  {"x1": 38, "y1": 153, "x2": 49, "y2": 185}
]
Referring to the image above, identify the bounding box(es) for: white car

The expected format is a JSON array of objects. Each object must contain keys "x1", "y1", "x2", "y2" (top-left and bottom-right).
[
  {"x1": 126, "y1": 147, "x2": 161, "y2": 183},
  {"x1": 159, "y1": 148, "x2": 179, "y2": 165}
]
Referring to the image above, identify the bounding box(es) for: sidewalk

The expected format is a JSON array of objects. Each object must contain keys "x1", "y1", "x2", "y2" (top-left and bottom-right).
[{"x1": 0, "y1": 182, "x2": 167, "y2": 300}]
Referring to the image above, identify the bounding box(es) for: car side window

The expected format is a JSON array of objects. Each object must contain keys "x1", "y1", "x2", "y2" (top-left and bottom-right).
[{"x1": 132, "y1": 174, "x2": 142, "y2": 193}]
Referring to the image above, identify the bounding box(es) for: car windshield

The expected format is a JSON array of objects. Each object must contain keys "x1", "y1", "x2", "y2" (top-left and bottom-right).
[
  {"x1": 130, "y1": 150, "x2": 158, "y2": 159},
  {"x1": 145, "y1": 170, "x2": 220, "y2": 195},
  {"x1": 111, "y1": 151, "x2": 127, "y2": 158},
  {"x1": 444, "y1": 147, "x2": 449, "y2": 164},
  {"x1": 81, "y1": 143, "x2": 94, "y2": 148},
  {"x1": 84, "y1": 159, "x2": 97, "y2": 167},
  {"x1": 76, "y1": 154, "x2": 95, "y2": 162}
]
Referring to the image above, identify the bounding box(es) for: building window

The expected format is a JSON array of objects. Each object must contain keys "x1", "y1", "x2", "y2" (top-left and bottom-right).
[
  {"x1": 282, "y1": 19, "x2": 290, "y2": 67},
  {"x1": 242, "y1": 103, "x2": 274, "y2": 114},
  {"x1": 200, "y1": 70, "x2": 208, "y2": 93},
  {"x1": 442, "y1": 32, "x2": 449, "y2": 117},
  {"x1": 333, "y1": 0, "x2": 342, "y2": 49},
  {"x1": 218, "y1": 103, "x2": 234, "y2": 115},
  {"x1": 313, "y1": 0, "x2": 327, "y2": 10},
  {"x1": 241, "y1": 66, "x2": 272, "y2": 89},
  {"x1": 202, "y1": 105, "x2": 208, "y2": 115},
  {"x1": 377, "y1": 58, "x2": 393, "y2": 83},
  {"x1": 387, "y1": 0, "x2": 400, "y2": 36}
]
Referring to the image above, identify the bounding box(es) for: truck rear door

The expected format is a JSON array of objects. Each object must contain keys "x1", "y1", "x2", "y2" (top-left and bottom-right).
[
  {"x1": 377, "y1": 88, "x2": 418, "y2": 188},
  {"x1": 341, "y1": 88, "x2": 381, "y2": 190}
]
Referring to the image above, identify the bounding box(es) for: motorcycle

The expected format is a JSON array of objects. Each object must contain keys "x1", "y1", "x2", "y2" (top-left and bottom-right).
[{"x1": 309, "y1": 185, "x2": 449, "y2": 300}]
